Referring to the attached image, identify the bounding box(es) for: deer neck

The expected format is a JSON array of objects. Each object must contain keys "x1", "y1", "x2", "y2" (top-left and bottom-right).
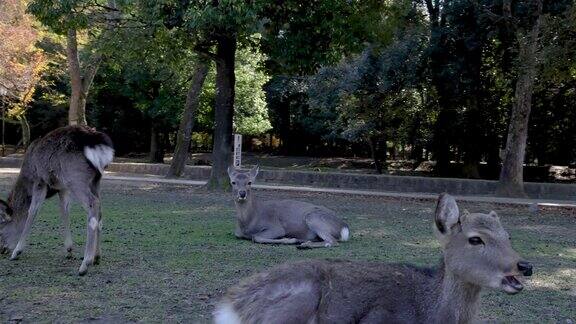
[
  {"x1": 235, "y1": 194, "x2": 256, "y2": 226},
  {"x1": 429, "y1": 260, "x2": 482, "y2": 324}
]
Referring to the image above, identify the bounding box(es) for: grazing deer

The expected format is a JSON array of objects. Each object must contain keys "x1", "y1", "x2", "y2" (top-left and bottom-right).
[
  {"x1": 0, "y1": 125, "x2": 114, "y2": 275},
  {"x1": 227, "y1": 166, "x2": 350, "y2": 248},
  {"x1": 214, "y1": 194, "x2": 533, "y2": 323}
]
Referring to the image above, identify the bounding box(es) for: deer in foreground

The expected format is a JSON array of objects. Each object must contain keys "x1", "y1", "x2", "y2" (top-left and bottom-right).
[
  {"x1": 214, "y1": 194, "x2": 533, "y2": 323},
  {"x1": 0, "y1": 125, "x2": 114, "y2": 275},
  {"x1": 227, "y1": 166, "x2": 349, "y2": 248}
]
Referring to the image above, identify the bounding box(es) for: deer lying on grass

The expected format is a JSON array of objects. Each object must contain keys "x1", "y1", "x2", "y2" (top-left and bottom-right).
[
  {"x1": 0, "y1": 125, "x2": 114, "y2": 275},
  {"x1": 214, "y1": 193, "x2": 533, "y2": 323},
  {"x1": 227, "y1": 166, "x2": 349, "y2": 248}
]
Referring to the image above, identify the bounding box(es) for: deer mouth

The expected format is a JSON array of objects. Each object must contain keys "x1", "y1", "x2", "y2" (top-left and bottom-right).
[{"x1": 501, "y1": 275, "x2": 523, "y2": 294}]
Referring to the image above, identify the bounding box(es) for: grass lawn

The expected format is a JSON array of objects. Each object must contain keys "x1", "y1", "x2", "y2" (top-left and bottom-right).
[{"x1": 0, "y1": 173, "x2": 574, "y2": 323}]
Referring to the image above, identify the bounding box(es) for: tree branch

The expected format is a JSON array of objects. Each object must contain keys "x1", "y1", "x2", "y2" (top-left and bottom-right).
[{"x1": 193, "y1": 44, "x2": 219, "y2": 62}]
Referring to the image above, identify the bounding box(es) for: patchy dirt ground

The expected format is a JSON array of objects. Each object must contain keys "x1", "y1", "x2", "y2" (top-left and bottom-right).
[{"x1": 0, "y1": 174, "x2": 574, "y2": 323}]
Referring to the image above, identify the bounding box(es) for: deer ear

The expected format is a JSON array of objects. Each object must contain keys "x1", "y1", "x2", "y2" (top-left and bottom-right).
[
  {"x1": 434, "y1": 193, "x2": 460, "y2": 238},
  {"x1": 249, "y1": 165, "x2": 259, "y2": 180},
  {"x1": 227, "y1": 166, "x2": 236, "y2": 179}
]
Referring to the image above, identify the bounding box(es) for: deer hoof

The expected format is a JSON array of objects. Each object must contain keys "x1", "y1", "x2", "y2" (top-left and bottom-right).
[
  {"x1": 10, "y1": 250, "x2": 21, "y2": 260},
  {"x1": 65, "y1": 248, "x2": 74, "y2": 259},
  {"x1": 297, "y1": 242, "x2": 312, "y2": 250},
  {"x1": 78, "y1": 263, "x2": 89, "y2": 276}
]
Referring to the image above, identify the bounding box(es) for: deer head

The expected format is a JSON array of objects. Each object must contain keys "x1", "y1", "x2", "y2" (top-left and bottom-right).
[
  {"x1": 0, "y1": 199, "x2": 13, "y2": 254},
  {"x1": 227, "y1": 165, "x2": 259, "y2": 203},
  {"x1": 434, "y1": 194, "x2": 533, "y2": 294}
]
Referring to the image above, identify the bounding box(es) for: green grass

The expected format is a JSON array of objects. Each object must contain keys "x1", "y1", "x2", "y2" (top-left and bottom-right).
[{"x1": 0, "y1": 174, "x2": 574, "y2": 323}]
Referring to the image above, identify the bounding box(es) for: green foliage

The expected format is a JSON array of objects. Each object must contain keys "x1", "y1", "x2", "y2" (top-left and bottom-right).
[
  {"x1": 183, "y1": 0, "x2": 262, "y2": 39},
  {"x1": 308, "y1": 26, "x2": 428, "y2": 146},
  {"x1": 233, "y1": 45, "x2": 271, "y2": 135},
  {"x1": 13, "y1": 0, "x2": 576, "y2": 171},
  {"x1": 196, "y1": 44, "x2": 271, "y2": 136},
  {"x1": 259, "y1": 0, "x2": 406, "y2": 75},
  {"x1": 27, "y1": 0, "x2": 114, "y2": 34}
]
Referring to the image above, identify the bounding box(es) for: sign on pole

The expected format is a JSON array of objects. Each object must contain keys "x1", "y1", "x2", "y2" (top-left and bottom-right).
[{"x1": 233, "y1": 134, "x2": 242, "y2": 168}]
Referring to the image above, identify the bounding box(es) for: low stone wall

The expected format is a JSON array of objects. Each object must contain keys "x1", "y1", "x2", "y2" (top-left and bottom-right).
[{"x1": 0, "y1": 157, "x2": 574, "y2": 200}]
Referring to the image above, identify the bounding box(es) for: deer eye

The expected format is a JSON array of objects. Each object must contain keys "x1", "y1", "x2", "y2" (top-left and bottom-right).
[
  {"x1": 231, "y1": 181, "x2": 236, "y2": 185},
  {"x1": 468, "y1": 237, "x2": 484, "y2": 245},
  {"x1": 247, "y1": 181, "x2": 252, "y2": 186}
]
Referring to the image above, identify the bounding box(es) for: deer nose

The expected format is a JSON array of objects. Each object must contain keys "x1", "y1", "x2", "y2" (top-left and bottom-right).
[
  {"x1": 517, "y1": 261, "x2": 533, "y2": 276},
  {"x1": 238, "y1": 191, "x2": 247, "y2": 199}
]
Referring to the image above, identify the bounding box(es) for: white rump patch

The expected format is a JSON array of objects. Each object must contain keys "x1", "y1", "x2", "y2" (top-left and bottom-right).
[
  {"x1": 340, "y1": 227, "x2": 350, "y2": 241},
  {"x1": 89, "y1": 217, "x2": 99, "y2": 230},
  {"x1": 84, "y1": 145, "x2": 114, "y2": 173},
  {"x1": 213, "y1": 302, "x2": 241, "y2": 324}
]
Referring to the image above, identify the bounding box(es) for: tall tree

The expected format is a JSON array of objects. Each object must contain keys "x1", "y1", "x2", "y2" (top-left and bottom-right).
[
  {"x1": 28, "y1": 0, "x2": 119, "y2": 126},
  {"x1": 183, "y1": 1, "x2": 263, "y2": 190},
  {"x1": 497, "y1": 0, "x2": 544, "y2": 197},
  {"x1": 65, "y1": 28, "x2": 102, "y2": 125},
  {"x1": 167, "y1": 60, "x2": 209, "y2": 177}
]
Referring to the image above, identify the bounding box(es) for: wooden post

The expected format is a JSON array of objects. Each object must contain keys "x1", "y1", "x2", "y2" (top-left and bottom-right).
[{"x1": 234, "y1": 134, "x2": 242, "y2": 168}]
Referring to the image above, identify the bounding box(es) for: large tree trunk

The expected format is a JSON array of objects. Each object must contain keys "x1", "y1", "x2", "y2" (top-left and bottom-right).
[
  {"x1": 66, "y1": 29, "x2": 102, "y2": 126},
  {"x1": 206, "y1": 35, "x2": 236, "y2": 190},
  {"x1": 67, "y1": 29, "x2": 84, "y2": 126},
  {"x1": 149, "y1": 124, "x2": 164, "y2": 163},
  {"x1": 368, "y1": 135, "x2": 387, "y2": 174},
  {"x1": 369, "y1": 136, "x2": 382, "y2": 174},
  {"x1": 496, "y1": 0, "x2": 543, "y2": 197},
  {"x1": 167, "y1": 61, "x2": 209, "y2": 178}
]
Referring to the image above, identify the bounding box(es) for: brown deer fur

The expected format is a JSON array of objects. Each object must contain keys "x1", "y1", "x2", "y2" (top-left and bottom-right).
[
  {"x1": 214, "y1": 194, "x2": 533, "y2": 323},
  {"x1": 0, "y1": 125, "x2": 114, "y2": 275}
]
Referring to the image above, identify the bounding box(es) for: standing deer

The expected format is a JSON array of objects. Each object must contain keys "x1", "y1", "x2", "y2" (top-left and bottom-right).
[
  {"x1": 0, "y1": 125, "x2": 114, "y2": 275},
  {"x1": 227, "y1": 166, "x2": 349, "y2": 248},
  {"x1": 214, "y1": 194, "x2": 533, "y2": 323}
]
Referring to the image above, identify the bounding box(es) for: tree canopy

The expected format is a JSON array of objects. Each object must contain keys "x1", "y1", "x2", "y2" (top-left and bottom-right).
[{"x1": 0, "y1": 0, "x2": 573, "y2": 192}]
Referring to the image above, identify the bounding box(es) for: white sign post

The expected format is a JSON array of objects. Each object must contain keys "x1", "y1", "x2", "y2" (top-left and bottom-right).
[{"x1": 233, "y1": 134, "x2": 242, "y2": 168}]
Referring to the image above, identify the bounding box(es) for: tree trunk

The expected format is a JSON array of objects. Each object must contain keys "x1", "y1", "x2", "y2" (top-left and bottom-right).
[
  {"x1": 149, "y1": 124, "x2": 164, "y2": 163},
  {"x1": 167, "y1": 61, "x2": 209, "y2": 178},
  {"x1": 368, "y1": 136, "x2": 387, "y2": 174},
  {"x1": 433, "y1": 109, "x2": 454, "y2": 176},
  {"x1": 369, "y1": 136, "x2": 382, "y2": 174},
  {"x1": 66, "y1": 29, "x2": 102, "y2": 126},
  {"x1": 206, "y1": 35, "x2": 236, "y2": 191},
  {"x1": 67, "y1": 29, "x2": 84, "y2": 126},
  {"x1": 496, "y1": 0, "x2": 543, "y2": 197},
  {"x1": 19, "y1": 115, "x2": 30, "y2": 148}
]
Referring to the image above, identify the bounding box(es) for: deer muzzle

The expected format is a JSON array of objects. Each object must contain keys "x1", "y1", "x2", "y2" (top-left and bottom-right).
[
  {"x1": 238, "y1": 191, "x2": 247, "y2": 199},
  {"x1": 517, "y1": 261, "x2": 533, "y2": 277}
]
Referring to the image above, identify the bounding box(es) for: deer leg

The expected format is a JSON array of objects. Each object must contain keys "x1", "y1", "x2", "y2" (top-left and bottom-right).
[
  {"x1": 10, "y1": 183, "x2": 47, "y2": 260},
  {"x1": 91, "y1": 181, "x2": 103, "y2": 264},
  {"x1": 94, "y1": 210, "x2": 102, "y2": 265},
  {"x1": 234, "y1": 224, "x2": 250, "y2": 240},
  {"x1": 74, "y1": 188, "x2": 100, "y2": 276},
  {"x1": 58, "y1": 190, "x2": 73, "y2": 258},
  {"x1": 298, "y1": 216, "x2": 339, "y2": 249},
  {"x1": 252, "y1": 228, "x2": 305, "y2": 245}
]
